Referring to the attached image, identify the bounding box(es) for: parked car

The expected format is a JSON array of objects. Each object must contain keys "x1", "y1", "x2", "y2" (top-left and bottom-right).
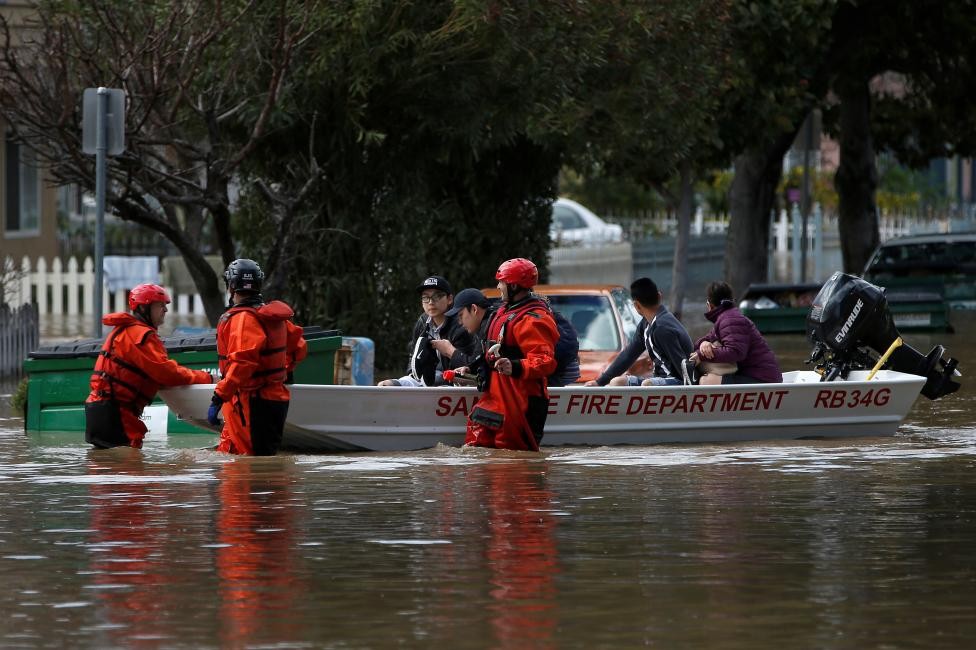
[
  {"x1": 483, "y1": 284, "x2": 650, "y2": 383},
  {"x1": 551, "y1": 198, "x2": 624, "y2": 246},
  {"x1": 862, "y1": 232, "x2": 976, "y2": 309}
]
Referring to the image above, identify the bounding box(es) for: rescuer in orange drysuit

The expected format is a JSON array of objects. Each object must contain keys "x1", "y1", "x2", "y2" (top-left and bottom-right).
[
  {"x1": 459, "y1": 258, "x2": 558, "y2": 451},
  {"x1": 208, "y1": 259, "x2": 307, "y2": 456},
  {"x1": 85, "y1": 283, "x2": 213, "y2": 449}
]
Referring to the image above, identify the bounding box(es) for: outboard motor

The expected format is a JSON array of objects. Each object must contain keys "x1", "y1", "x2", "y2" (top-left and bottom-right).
[{"x1": 806, "y1": 272, "x2": 960, "y2": 399}]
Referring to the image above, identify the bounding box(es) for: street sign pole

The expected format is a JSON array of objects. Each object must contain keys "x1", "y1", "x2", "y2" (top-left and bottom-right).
[
  {"x1": 82, "y1": 86, "x2": 124, "y2": 338},
  {"x1": 93, "y1": 88, "x2": 108, "y2": 338}
]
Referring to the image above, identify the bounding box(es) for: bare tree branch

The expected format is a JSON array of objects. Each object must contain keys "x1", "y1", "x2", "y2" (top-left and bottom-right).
[{"x1": 0, "y1": 1, "x2": 312, "y2": 323}]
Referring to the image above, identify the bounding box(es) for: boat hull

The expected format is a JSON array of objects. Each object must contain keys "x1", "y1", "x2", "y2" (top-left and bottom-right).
[{"x1": 160, "y1": 370, "x2": 927, "y2": 452}]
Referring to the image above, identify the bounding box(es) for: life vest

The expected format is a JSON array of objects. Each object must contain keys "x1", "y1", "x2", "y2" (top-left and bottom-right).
[
  {"x1": 217, "y1": 304, "x2": 289, "y2": 391},
  {"x1": 486, "y1": 296, "x2": 551, "y2": 358},
  {"x1": 486, "y1": 297, "x2": 578, "y2": 385},
  {"x1": 90, "y1": 319, "x2": 158, "y2": 412}
]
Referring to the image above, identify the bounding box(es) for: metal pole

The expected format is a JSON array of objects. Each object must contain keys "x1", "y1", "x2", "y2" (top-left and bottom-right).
[
  {"x1": 93, "y1": 87, "x2": 108, "y2": 338},
  {"x1": 791, "y1": 202, "x2": 802, "y2": 283},
  {"x1": 813, "y1": 203, "x2": 824, "y2": 281},
  {"x1": 799, "y1": 112, "x2": 814, "y2": 282}
]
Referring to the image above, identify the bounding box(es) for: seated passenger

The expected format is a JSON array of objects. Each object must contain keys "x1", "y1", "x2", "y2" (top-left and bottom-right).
[
  {"x1": 378, "y1": 275, "x2": 477, "y2": 386},
  {"x1": 585, "y1": 277, "x2": 693, "y2": 387},
  {"x1": 694, "y1": 281, "x2": 782, "y2": 385}
]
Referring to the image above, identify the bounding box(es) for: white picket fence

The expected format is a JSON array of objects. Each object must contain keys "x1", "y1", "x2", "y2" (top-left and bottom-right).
[
  {"x1": 769, "y1": 205, "x2": 954, "y2": 254},
  {"x1": 0, "y1": 303, "x2": 38, "y2": 378},
  {"x1": 1, "y1": 256, "x2": 206, "y2": 316}
]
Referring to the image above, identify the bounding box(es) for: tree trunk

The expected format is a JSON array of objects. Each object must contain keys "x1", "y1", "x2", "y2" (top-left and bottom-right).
[
  {"x1": 114, "y1": 201, "x2": 226, "y2": 324},
  {"x1": 834, "y1": 78, "x2": 880, "y2": 274},
  {"x1": 726, "y1": 131, "x2": 798, "y2": 298},
  {"x1": 184, "y1": 250, "x2": 226, "y2": 325},
  {"x1": 669, "y1": 163, "x2": 694, "y2": 320}
]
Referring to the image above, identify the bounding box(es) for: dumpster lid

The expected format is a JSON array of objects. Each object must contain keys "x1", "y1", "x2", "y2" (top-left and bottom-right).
[{"x1": 27, "y1": 326, "x2": 341, "y2": 359}]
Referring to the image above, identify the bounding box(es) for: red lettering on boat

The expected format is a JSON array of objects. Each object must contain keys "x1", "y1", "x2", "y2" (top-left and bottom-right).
[
  {"x1": 672, "y1": 394, "x2": 689, "y2": 413},
  {"x1": 605, "y1": 395, "x2": 621, "y2": 415},
  {"x1": 740, "y1": 392, "x2": 756, "y2": 411},
  {"x1": 548, "y1": 394, "x2": 561, "y2": 415},
  {"x1": 708, "y1": 394, "x2": 724, "y2": 412},
  {"x1": 450, "y1": 397, "x2": 470, "y2": 417},
  {"x1": 772, "y1": 390, "x2": 788, "y2": 409},
  {"x1": 814, "y1": 389, "x2": 849, "y2": 408},
  {"x1": 721, "y1": 393, "x2": 741, "y2": 411},
  {"x1": 660, "y1": 395, "x2": 676, "y2": 412},
  {"x1": 690, "y1": 394, "x2": 707, "y2": 413},
  {"x1": 567, "y1": 393, "x2": 584, "y2": 414},
  {"x1": 643, "y1": 395, "x2": 661, "y2": 415},
  {"x1": 587, "y1": 394, "x2": 606, "y2": 414},
  {"x1": 627, "y1": 396, "x2": 643, "y2": 415},
  {"x1": 755, "y1": 392, "x2": 771, "y2": 410},
  {"x1": 436, "y1": 396, "x2": 452, "y2": 416}
]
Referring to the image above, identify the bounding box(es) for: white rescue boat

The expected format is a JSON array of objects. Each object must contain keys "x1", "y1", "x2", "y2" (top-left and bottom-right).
[{"x1": 160, "y1": 369, "x2": 927, "y2": 452}]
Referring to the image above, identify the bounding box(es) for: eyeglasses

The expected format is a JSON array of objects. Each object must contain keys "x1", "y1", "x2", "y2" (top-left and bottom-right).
[{"x1": 420, "y1": 292, "x2": 446, "y2": 304}]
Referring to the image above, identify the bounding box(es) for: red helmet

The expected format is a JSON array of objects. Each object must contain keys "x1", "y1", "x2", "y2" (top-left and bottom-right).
[
  {"x1": 128, "y1": 283, "x2": 171, "y2": 310},
  {"x1": 495, "y1": 258, "x2": 538, "y2": 288}
]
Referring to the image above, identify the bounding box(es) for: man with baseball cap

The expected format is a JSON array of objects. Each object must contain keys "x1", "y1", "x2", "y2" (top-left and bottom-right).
[
  {"x1": 377, "y1": 275, "x2": 476, "y2": 386},
  {"x1": 433, "y1": 288, "x2": 495, "y2": 368}
]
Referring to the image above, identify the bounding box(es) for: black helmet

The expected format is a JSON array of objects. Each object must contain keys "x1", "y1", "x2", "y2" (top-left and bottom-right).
[{"x1": 224, "y1": 258, "x2": 264, "y2": 293}]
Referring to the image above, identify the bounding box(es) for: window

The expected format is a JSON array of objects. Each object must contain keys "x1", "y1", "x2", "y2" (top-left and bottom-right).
[
  {"x1": 4, "y1": 132, "x2": 41, "y2": 235},
  {"x1": 552, "y1": 204, "x2": 586, "y2": 230},
  {"x1": 610, "y1": 287, "x2": 641, "y2": 341},
  {"x1": 548, "y1": 295, "x2": 620, "y2": 351}
]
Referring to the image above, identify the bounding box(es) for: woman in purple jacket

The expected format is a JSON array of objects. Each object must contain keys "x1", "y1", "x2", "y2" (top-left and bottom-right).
[{"x1": 695, "y1": 281, "x2": 783, "y2": 384}]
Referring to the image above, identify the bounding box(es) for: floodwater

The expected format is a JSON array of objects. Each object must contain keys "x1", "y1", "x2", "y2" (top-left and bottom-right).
[{"x1": 1, "y1": 315, "x2": 975, "y2": 648}]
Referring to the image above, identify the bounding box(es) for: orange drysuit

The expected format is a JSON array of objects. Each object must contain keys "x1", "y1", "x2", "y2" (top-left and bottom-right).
[
  {"x1": 214, "y1": 299, "x2": 307, "y2": 455},
  {"x1": 465, "y1": 297, "x2": 558, "y2": 451},
  {"x1": 86, "y1": 312, "x2": 212, "y2": 448}
]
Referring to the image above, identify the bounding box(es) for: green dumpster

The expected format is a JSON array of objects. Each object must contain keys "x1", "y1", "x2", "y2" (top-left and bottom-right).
[{"x1": 23, "y1": 327, "x2": 342, "y2": 433}]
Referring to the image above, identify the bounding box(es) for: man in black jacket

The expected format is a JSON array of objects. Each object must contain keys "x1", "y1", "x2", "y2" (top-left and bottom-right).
[
  {"x1": 433, "y1": 287, "x2": 494, "y2": 368},
  {"x1": 585, "y1": 277, "x2": 693, "y2": 387},
  {"x1": 378, "y1": 276, "x2": 477, "y2": 386}
]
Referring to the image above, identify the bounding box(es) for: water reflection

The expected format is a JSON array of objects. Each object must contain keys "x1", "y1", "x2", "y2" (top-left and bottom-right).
[
  {"x1": 215, "y1": 459, "x2": 303, "y2": 647},
  {"x1": 2, "y1": 310, "x2": 975, "y2": 648},
  {"x1": 86, "y1": 449, "x2": 180, "y2": 646},
  {"x1": 479, "y1": 461, "x2": 558, "y2": 647}
]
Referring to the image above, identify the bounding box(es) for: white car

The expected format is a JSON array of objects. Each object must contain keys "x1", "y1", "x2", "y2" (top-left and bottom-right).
[{"x1": 551, "y1": 197, "x2": 624, "y2": 246}]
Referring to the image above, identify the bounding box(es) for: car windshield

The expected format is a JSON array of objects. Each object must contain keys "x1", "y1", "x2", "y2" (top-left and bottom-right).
[
  {"x1": 867, "y1": 241, "x2": 976, "y2": 275},
  {"x1": 552, "y1": 204, "x2": 586, "y2": 230},
  {"x1": 609, "y1": 287, "x2": 641, "y2": 340},
  {"x1": 548, "y1": 295, "x2": 620, "y2": 351}
]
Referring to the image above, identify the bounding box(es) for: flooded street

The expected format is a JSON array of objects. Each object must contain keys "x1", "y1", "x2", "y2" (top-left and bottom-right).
[{"x1": 1, "y1": 313, "x2": 975, "y2": 648}]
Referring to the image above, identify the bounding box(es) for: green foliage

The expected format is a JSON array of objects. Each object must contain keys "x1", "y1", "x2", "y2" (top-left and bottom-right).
[
  {"x1": 719, "y1": 0, "x2": 837, "y2": 155},
  {"x1": 778, "y1": 166, "x2": 838, "y2": 211},
  {"x1": 561, "y1": 1, "x2": 734, "y2": 183},
  {"x1": 876, "y1": 157, "x2": 947, "y2": 212},
  {"x1": 827, "y1": 1, "x2": 976, "y2": 166},
  {"x1": 698, "y1": 170, "x2": 735, "y2": 214},
  {"x1": 232, "y1": 1, "x2": 729, "y2": 369},
  {"x1": 559, "y1": 167, "x2": 667, "y2": 213},
  {"x1": 11, "y1": 378, "x2": 27, "y2": 417}
]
